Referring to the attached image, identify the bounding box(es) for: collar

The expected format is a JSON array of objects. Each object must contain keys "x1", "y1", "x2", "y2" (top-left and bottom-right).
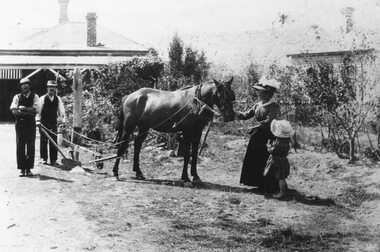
[
  {"x1": 22, "y1": 92, "x2": 31, "y2": 98},
  {"x1": 47, "y1": 93, "x2": 56, "y2": 99},
  {"x1": 257, "y1": 98, "x2": 274, "y2": 107}
]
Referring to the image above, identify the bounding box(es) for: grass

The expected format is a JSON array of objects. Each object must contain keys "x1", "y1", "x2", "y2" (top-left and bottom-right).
[
  {"x1": 70, "y1": 131, "x2": 380, "y2": 251},
  {"x1": 260, "y1": 225, "x2": 376, "y2": 251},
  {"x1": 157, "y1": 215, "x2": 378, "y2": 251},
  {"x1": 338, "y1": 184, "x2": 380, "y2": 207},
  {"x1": 160, "y1": 216, "x2": 261, "y2": 251}
]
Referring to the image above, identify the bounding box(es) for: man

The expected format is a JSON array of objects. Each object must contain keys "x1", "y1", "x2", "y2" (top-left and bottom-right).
[
  {"x1": 10, "y1": 78, "x2": 39, "y2": 176},
  {"x1": 37, "y1": 80, "x2": 66, "y2": 166}
]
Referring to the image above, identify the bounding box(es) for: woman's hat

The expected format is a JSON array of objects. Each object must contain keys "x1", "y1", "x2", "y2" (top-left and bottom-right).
[
  {"x1": 270, "y1": 119, "x2": 294, "y2": 138},
  {"x1": 253, "y1": 77, "x2": 280, "y2": 92},
  {"x1": 47, "y1": 80, "x2": 58, "y2": 87}
]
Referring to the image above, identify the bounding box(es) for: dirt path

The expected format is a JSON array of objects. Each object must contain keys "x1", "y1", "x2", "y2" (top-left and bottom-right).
[
  {"x1": 0, "y1": 124, "x2": 102, "y2": 251},
  {"x1": 1, "y1": 124, "x2": 380, "y2": 251}
]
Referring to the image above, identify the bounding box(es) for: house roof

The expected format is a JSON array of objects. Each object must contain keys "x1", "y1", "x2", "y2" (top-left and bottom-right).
[
  {"x1": 286, "y1": 28, "x2": 380, "y2": 57},
  {"x1": 287, "y1": 48, "x2": 376, "y2": 59},
  {"x1": 0, "y1": 55, "x2": 138, "y2": 69},
  {"x1": 10, "y1": 22, "x2": 147, "y2": 51},
  {"x1": 0, "y1": 22, "x2": 148, "y2": 69},
  {"x1": 0, "y1": 27, "x2": 44, "y2": 47}
]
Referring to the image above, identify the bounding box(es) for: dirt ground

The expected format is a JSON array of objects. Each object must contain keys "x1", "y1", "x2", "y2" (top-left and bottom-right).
[{"x1": 1, "y1": 123, "x2": 380, "y2": 252}]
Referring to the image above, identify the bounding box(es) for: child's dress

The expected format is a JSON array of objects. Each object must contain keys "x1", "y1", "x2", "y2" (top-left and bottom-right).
[{"x1": 263, "y1": 138, "x2": 290, "y2": 179}]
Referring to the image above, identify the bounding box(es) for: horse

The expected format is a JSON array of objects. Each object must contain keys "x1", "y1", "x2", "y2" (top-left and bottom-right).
[{"x1": 113, "y1": 78, "x2": 235, "y2": 183}]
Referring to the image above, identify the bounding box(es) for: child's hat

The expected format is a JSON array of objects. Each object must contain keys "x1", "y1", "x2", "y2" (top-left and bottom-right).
[{"x1": 270, "y1": 119, "x2": 294, "y2": 138}]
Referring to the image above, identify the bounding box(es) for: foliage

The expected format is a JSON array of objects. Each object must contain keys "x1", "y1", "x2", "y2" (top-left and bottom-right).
[
  {"x1": 156, "y1": 74, "x2": 192, "y2": 91},
  {"x1": 339, "y1": 184, "x2": 380, "y2": 207},
  {"x1": 168, "y1": 33, "x2": 210, "y2": 85},
  {"x1": 266, "y1": 64, "x2": 318, "y2": 126},
  {"x1": 304, "y1": 50, "x2": 379, "y2": 162},
  {"x1": 168, "y1": 33, "x2": 184, "y2": 77},
  {"x1": 61, "y1": 51, "x2": 165, "y2": 142},
  {"x1": 244, "y1": 62, "x2": 262, "y2": 103},
  {"x1": 158, "y1": 34, "x2": 211, "y2": 151},
  {"x1": 183, "y1": 48, "x2": 210, "y2": 84},
  {"x1": 363, "y1": 147, "x2": 380, "y2": 162}
]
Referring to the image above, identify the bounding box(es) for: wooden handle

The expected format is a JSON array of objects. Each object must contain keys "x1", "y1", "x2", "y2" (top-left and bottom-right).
[{"x1": 39, "y1": 126, "x2": 68, "y2": 159}]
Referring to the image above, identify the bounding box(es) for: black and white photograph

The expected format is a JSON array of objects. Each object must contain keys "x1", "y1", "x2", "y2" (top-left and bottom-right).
[{"x1": 0, "y1": 0, "x2": 380, "y2": 251}]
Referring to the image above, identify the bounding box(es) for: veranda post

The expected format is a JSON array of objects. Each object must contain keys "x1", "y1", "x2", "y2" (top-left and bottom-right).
[{"x1": 72, "y1": 67, "x2": 83, "y2": 145}]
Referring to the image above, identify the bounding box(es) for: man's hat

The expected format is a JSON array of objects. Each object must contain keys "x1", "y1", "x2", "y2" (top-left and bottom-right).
[
  {"x1": 20, "y1": 78, "x2": 31, "y2": 85},
  {"x1": 253, "y1": 77, "x2": 280, "y2": 92},
  {"x1": 47, "y1": 80, "x2": 58, "y2": 87}
]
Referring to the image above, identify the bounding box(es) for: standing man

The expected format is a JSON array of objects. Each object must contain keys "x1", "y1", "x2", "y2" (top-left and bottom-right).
[
  {"x1": 37, "y1": 80, "x2": 66, "y2": 166},
  {"x1": 10, "y1": 78, "x2": 39, "y2": 176}
]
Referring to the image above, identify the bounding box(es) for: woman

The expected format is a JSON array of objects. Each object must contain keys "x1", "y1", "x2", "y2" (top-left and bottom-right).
[{"x1": 236, "y1": 78, "x2": 281, "y2": 191}]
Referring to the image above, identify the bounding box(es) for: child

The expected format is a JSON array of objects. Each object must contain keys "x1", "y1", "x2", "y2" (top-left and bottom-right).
[{"x1": 263, "y1": 119, "x2": 294, "y2": 198}]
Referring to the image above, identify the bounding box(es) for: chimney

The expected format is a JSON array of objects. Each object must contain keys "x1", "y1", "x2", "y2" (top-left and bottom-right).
[
  {"x1": 86, "y1": 12, "x2": 97, "y2": 47},
  {"x1": 58, "y1": 0, "x2": 69, "y2": 24},
  {"x1": 341, "y1": 7, "x2": 355, "y2": 33}
]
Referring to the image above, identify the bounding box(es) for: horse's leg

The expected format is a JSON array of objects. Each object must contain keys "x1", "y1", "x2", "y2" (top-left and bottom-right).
[
  {"x1": 181, "y1": 131, "x2": 192, "y2": 183},
  {"x1": 112, "y1": 131, "x2": 130, "y2": 178},
  {"x1": 112, "y1": 117, "x2": 135, "y2": 178},
  {"x1": 133, "y1": 126, "x2": 149, "y2": 180},
  {"x1": 191, "y1": 128, "x2": 203, "y2": 182}
]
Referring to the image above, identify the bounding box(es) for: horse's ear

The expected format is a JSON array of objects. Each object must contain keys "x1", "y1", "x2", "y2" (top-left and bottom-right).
[
  {"x1": 213, "y1": 79, "x2": 221, "y2": 86},
  {"x1": 227, "y1": 77, "x2": 234, "y2": 86},
  {"x1": 213, "y1": 79, "x2": 223, "y2": 91}
]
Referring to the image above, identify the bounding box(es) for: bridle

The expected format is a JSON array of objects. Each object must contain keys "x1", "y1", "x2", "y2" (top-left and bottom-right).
[
  {"x1": 194, "y1": 82, "x2": 234, "y2": 116},
  {"x1": 194, "y1": 83, "x2": 219, "y2": 115}
]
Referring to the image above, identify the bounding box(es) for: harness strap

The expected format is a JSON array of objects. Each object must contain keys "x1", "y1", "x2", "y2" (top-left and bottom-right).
[{"x1": 194, "y1": 97, "x2": 219, "y2": 115}]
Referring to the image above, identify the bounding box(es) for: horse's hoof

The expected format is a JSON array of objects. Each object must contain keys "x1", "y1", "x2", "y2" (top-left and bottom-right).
[
  {"x1": 184, "y1": 182, "x2": 193, "y2": 188},
  {"x1": 193, "y1": 177, "x2": 202, "y2": 183},
  {"x1": 136, "y1": 173, "x2": 146, "y2": 180}
]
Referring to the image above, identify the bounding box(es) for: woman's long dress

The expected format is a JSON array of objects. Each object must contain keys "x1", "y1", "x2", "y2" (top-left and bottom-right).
[{"x1": 237, "y1": 101, "x2": 281, "y2": 189}]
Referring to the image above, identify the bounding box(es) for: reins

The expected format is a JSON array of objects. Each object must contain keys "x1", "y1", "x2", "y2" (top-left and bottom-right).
[{"x1": 60, "y1": 83, "x2": 221, "y2": 152}]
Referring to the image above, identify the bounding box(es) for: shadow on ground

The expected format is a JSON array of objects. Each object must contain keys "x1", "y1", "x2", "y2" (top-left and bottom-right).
[
  {"x1": 127, "y1": 177, "x2": 336, "y2": 207},
  {"x1": 27, "y1": 174, "x2": 74, "y2": 183}
]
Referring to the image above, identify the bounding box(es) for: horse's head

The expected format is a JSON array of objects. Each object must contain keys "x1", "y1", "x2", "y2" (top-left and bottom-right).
[{"x1": 212, "y1": 78, "x2": 235, "y2": 122}]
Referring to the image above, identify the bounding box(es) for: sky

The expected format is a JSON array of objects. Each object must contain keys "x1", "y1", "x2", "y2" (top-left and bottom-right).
[{"x1": 0, "y1": 0, "x2": 379, "y2": 47}]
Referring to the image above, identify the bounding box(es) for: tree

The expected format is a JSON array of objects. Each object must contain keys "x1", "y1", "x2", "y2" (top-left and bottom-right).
[
  {"x1": 168, "y1": 33, "x2": 184, "y2": 77},
  {"x1": 194, "y1": 51, "x2": 210, "y2": 83},
  {"x1": 183, "y1": 47, "x2": 198, "y2": 78},
  {"x1": 278, "y1": 13, "x2": 289, "y2": 26},
  {"x1": 304, "y1": 50, "x2": 380, "y2": 162},
  {"x1": 183, "y1": 47, "x2": 210, "y2": 84}
]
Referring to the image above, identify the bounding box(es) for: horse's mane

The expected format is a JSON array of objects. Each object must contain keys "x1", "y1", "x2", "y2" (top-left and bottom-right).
[
  {"x1": 179, "y1": 81, "x2": 214, "y2": 91},
  {"x1": 179, "y1": 85, "x2": 195, "y2": 90}
]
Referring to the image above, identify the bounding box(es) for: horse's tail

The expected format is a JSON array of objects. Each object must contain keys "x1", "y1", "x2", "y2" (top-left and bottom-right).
[{"x1": 115, "y1": 96, "x2": 126, "y2": 144}]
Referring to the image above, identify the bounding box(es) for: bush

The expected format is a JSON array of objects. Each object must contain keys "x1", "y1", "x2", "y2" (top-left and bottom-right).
[
  {"x1": 363, "y1": 147, "x2": 380, "y2": 162},
  {"x1": 61, "y1": 52, "x2": 165, "y2": 143}
]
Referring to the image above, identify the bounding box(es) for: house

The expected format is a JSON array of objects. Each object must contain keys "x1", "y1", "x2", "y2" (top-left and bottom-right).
[
  {"x1": 0, "y1": 0, "x2": 148, "y2": 121},
  {"x1": 286, "y1": 7, "x2": 379, "y2": 68}
]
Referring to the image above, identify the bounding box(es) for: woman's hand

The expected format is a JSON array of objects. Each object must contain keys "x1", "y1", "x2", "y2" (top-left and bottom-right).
[
  {"x1": 247, "y1": 125, "x2": 260, "y2": 134},
  {"x1": 235, "y1": 112, "x2": 244, "y2": 120}
]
